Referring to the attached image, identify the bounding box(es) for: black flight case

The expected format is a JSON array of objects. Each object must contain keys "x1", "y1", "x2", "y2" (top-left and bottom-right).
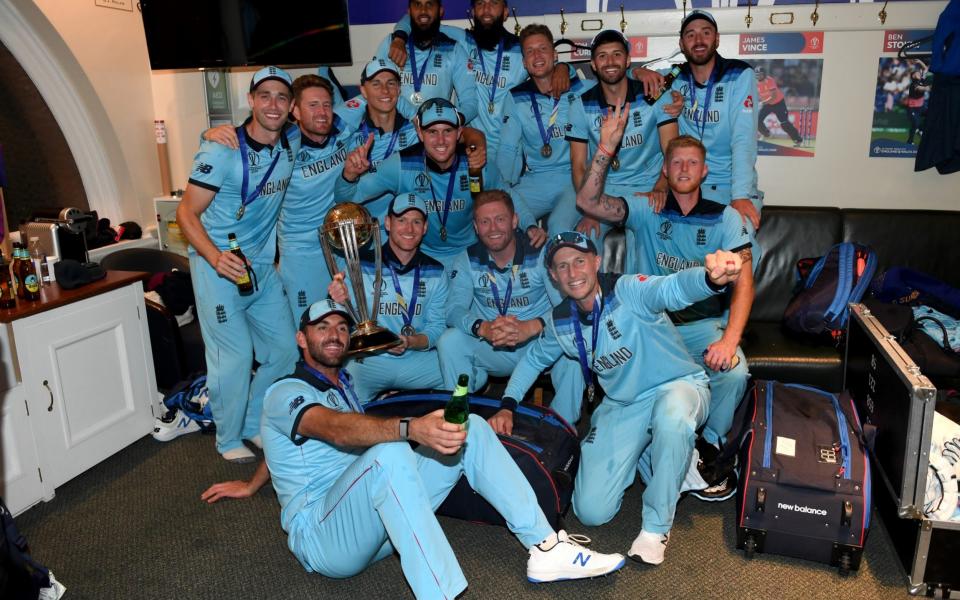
[{"x1": 846, "y1": 302, "x2": 960, "y2": 598}]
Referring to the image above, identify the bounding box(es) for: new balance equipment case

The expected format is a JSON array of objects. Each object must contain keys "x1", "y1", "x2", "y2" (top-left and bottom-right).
[
  {"x1": 846, "y1": 302, "x2": 960, "y2": 597},
  {"x1": 364, "y1": 391, "x2": 578, "y2": 529},
  {"x1": 735, "y1": 380, "x2": 871, "y2": 575}
]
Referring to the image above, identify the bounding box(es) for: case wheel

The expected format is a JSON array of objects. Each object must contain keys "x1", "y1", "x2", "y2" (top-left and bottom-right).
[
  {"x1": 837, "y1": 552, "x2": 851, "y2": 577},
  {"x1": 744, "y1": 535, "x2": 757, "y2": 559}
]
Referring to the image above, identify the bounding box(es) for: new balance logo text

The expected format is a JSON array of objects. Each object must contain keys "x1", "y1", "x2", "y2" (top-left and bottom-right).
[{"x1": 777, "y1": 502, "x2": 827, "y2": 516}]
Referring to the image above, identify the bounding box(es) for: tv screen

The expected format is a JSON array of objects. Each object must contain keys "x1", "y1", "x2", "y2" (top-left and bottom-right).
[{"x1": 141, "y1": 0, "x2": 352, "y2": 70}]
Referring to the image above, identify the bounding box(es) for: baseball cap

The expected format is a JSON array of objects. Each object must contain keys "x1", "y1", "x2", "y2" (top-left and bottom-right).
[
  {"x1": 360, "y1": 58, "x2": 401, "y2": 84},
  {"x1": 299, "y1": 299, "x2": 355, "y2": 331},
  {"x1": 390, "y1": 194, "x2": 429, "y2": 218},
  {"x1": 544, "y1": 231, "x2": 598, "y2": 268},
  {"x1": 416, "y1": 97, "x2": 462, "y2": 128},
  {"x1": 590, "y1": 30, "x2": 629, "y2": 55},
  {"x1": 681, "y1": 9, "x2": 718, "y2": 34},
  {"x1": 249, "y1": 66, "x2": 294, "y2": 93}
]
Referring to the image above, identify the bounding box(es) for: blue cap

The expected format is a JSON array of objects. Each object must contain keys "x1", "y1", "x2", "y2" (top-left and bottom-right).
[
  {"x1": 299, "y1": 299, "x2": 354, "y2": 330},
  {"x1": 544, "y1": 231, "x2": 598, "y2": 268},
  {"x1": 249, "y1": 66, "x2": 294, "y2": 93},
  {"x1": 390, "y1": 194, "x2": 429, "y2": 218},
  {"x1": 360, "y1": 58, "x2": 401, "y2": 84},
  {"x1": 416, "y1": 97, "x2": 462, "y2": 128},
  {"x1": 590, "y1": 30, "x2": 629, "y2": 55},
  {"x1": 681, "y1": 9, "x2": 717, "y2": 34}
]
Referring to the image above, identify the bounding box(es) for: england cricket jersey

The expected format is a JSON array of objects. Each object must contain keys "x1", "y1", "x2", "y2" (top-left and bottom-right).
[
  {"x1": 498, "y1": 75, "x2": 586, "y2": 183},
  {"x1": 504, "y1": 269, "x2": 720, "y2": 404},
  {"x1": 565, "y1": 79, "x2": 677, "y2": 190},
  {"x1": 278, "y1": 119, "x2": 349, "y2": 251},
  {"x1": 187, "y1": 119, "x2": 300, "y2": 263},
  {"x1": 446, "y1": 231, "x2": 558, "y2": 334},
  {"x1": 670, "y1": 55, "x2": 759, "y2": 202},
  {"x1": 624, "y1": 191, "x2": 756, "y2": 323},
  {"x1": 375, "y1": 31, "x2": 478, "y2": 123}
]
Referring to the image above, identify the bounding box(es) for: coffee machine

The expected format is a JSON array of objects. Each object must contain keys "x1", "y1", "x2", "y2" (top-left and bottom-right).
[{"x1": 21, "y1": 207, "x2": 96, "y2": 263}]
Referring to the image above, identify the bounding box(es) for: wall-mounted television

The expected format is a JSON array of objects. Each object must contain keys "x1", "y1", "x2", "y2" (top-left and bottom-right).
[{"x1": 141, "y1": 0, "x2": 352, "y2": 70}]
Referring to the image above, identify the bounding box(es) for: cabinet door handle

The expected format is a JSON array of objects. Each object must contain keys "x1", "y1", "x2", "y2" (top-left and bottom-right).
[{"x1": 43, "y1": 379, "x2": 54, "y2": 412}]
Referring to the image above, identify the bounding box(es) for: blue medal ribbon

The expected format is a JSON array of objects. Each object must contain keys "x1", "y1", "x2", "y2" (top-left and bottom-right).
[
  {"x1": 360, "y1": 120, "x2": 401, "y2": 167},
  {"x1": 686, "y1": 68, "x2": 716, "y2": 141},
  {"x1": 529, "y1": 92, "x2": 559, "y2": 151},
  {"x1": 303, "y1": 363, "x2": 364, "y2": 414},
  {"x1": 407, "y1": 37, "x2": 432, "y2": 95},
  {"x1": 387, "y1": 261, "x2": 421, "y2": 330},
  {"x1": 426, "y1": 153, "x2": 461, "y2": 237},
  {"x1": 486, "y1": 265, "x2": 517, "y2": 317},
  {"x1": 238, "y1": 126, "x2": 285, "y2": 218},
  {"x1": 475, "y1": 38, "x2": 505, "y2": 111},
  {"x1": 570, "y1": 295, "x2": 602, "y2": 385}
]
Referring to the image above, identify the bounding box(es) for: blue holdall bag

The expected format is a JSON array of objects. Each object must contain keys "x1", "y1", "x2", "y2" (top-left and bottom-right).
[{"x1": 784, "y1": 242, "x2": 878, "y2": 343}]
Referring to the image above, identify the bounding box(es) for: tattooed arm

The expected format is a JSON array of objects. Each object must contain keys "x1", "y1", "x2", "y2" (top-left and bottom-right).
[{"x1": 575, "y1": 101, "x2": 630, "y2": 225}]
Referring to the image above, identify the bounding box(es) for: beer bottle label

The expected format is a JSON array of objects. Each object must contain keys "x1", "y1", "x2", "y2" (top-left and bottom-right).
[
  {"x1": 236, "y1": 271, "x2": 251, "y2": 286},
  {"x1": 25, "y1": 274, "x2": 40, "y2": 293}
]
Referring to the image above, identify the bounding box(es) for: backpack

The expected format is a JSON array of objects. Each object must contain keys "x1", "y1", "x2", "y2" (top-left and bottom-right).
[
  {"x1": 871, "y1": 266, "x2": 960, "y2": 319},
  {"x1": 160, "y1": 373, "x2": 213, "y2": 431},
  {"x1": 1, "y1": 496, "x2": 50, "y2": 599},
  {"x1": 783, "y1": 242, "x2": 878, "y2": 342}
]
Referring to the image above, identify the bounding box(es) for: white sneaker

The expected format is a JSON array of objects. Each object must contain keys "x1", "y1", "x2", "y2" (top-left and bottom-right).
[
  {"x1": 151, "y1": 410, "x2": 201, "y2": 442},
  {"x1": 628, "y1": 530, "x2": 669, "y2": 565},
  {"x1": 527, "y1": 530, "x2": 625, "y2": 583},
  {"x1": 221, "y1": 446, "x2": 256, "y2": 464},
  {"x1": 679, "y1": 448, "x2": 710, "y2": 493}
]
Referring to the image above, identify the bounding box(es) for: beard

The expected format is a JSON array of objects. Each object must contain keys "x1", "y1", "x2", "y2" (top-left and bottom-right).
[
  {"x1": 472, "y1": 18, "x2": 506, "y2": 50},
  {"x1": 307, "y1": 337, "x2": 346, "y2": 368},
  {"x1": 411, "y1": 18, "x2": 441, "y2": 47},
  {"x1": 596, "y1": 66, "x2": 626, "y2": 86},
  {"x1": 681, "y1": 43, "x2": 718, "y2": 67}
]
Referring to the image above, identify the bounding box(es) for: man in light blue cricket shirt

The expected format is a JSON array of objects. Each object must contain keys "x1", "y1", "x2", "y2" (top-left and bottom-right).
[
  {"x1": 176, "y1": 67, "x2": 301, "y2": 463},
  {"x1": 336, "y1": 98, "x2": 544, "y2": 263},
  {"x1": 576, "y1": 101, "x2": 757, "y2": 501},
  {"x1": 326, "y1": 195, "x2": 449, "y2": 401},
  {"x1": 257, "y1": 299, "x2": 626, "y2": 597},
  {"x1": 498, "y1": 230, "x2": 742, "y2": 565},
  {"x1": 374, "y1": 0, "x2": 478, "y2": 122},
  {"x1": 565, "y1": 30, "x2": 679, "y2": 271},
  {"x1": 440, "y1": 190, "x2": 583, "y2": 424},
  {"x1": 636, "y1": 10, "x2": 761, "y2": 230},
  {"x1": 497, "y1": 24, "x2": 587, "y2": 236}
]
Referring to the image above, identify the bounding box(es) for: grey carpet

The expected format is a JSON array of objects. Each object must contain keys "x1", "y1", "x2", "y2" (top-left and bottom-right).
[{"x1": 15, "y1": 432, "x2": 913, "y2": 599}]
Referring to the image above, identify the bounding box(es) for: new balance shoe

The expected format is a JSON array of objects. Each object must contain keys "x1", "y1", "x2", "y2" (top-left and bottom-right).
[
  {"x1": 627, "y1": 530, "x2": 669, "y2": 565},
  {"x1": 152, "y1": 409, "x2": 201, "y2": 442},
  {"x1": 689, "y1": 470, "x2": 737, "y2": 502},
  {"x1": 527, "y1": 530, "x2": 625, "y2": 583}
]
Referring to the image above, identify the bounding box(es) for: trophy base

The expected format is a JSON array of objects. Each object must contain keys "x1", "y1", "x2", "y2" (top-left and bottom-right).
[{"x1": 347, "y1": 321, "x2": 402, "y2": 357}]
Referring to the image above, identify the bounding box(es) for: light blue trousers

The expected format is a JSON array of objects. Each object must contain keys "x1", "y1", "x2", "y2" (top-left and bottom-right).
[
  {"x1": 290, "y1": 415, "x2": 553, "y2": 600},
  {"x1": 676, "y1": 318, "x2": 749, "y2": 446},
  {"x1": 190, "y1": 256, "x2": 299, "y2": 454},
  {"x1": 509, "y1": 171, "x2": 582, "y2": 236},
  {"x1": 574, "y1": 373, "x2": 709, "y2": 535},
  {"x1": 436, "y1": 328, "x2": 584, "y2": 418},
  {"x1": 346, "y1": 349, "x2": 446, "y2": 403},
  {"x1": 278, "y1": 245, "x2": 333, "y2": 325}
]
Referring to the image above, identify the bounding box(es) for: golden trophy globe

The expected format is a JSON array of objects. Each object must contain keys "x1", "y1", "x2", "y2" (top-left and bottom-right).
[{"x1": 319, "y1": 203, "x2": 401, "y2": 356}]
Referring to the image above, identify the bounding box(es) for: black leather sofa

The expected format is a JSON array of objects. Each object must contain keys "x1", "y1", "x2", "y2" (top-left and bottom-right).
[{"x1": 604, "y1": 206, "x2": 960, "y2": 391}]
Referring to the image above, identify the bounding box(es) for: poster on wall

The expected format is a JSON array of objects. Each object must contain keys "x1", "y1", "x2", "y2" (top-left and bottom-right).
[
  {"x1": 739, "y1": 33, "x2": 823, "y2": 158},
  {"x1": 869, "y1": 30, "x2": 934, "y2": 158}
]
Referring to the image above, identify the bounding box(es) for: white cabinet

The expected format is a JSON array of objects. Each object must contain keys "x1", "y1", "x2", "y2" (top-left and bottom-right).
[
  {"x1": 1, "y1": 275, "x2": 158, "y2": 514},
  {"x1": 1, "y1": 385, "x2": 45, "y2": 513}
]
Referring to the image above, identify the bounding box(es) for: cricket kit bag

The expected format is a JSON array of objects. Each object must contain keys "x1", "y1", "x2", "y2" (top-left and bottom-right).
[
  {"x1": 364, "y1": 391, "x2": 579, "y2": 529},
  {"x1": 734, "y1": 381, "x2": 872, "y2": 575}
]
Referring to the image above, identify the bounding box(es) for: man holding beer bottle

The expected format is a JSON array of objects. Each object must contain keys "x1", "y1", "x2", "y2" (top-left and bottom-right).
[{"x1": 177, "y1": 66, "x2": 301, "y2": 464}]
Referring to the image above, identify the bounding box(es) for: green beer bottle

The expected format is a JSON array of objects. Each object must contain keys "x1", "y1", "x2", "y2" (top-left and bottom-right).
[{"x1": 444, "y1": 374, "x2": 470, "y2": 426}]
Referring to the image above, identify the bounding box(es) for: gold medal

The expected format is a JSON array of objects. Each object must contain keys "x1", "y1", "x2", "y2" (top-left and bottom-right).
[
  {"x1": 235, "y1": 205, "x2": 245, "y2": 220},
  {"x1": 487, "y1": 101, "x2": 495, "y2": 114},
  {"x1": 611, "y1": 156, "x2": 621, "y2": 171},
  {"x1": 440, "y1": 226, "x2": 448, "y2": 241},
  {"x1": 540, "y1": 144, "x2": 553, "y2": 158},
  {"x1": 401, "y1": 325, "x2": 416, "y2": 337}
]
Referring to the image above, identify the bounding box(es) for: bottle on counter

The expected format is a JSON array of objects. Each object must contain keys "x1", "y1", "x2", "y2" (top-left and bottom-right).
[{"x1": 0, "y1": 255, "x2": 16, "y2": 309}]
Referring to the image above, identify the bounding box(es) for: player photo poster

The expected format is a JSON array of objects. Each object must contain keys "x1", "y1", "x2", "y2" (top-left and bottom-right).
[
  {"x1": 869, "y1": 30, "x2": 934, "y2": 158},
  {"x1": 739, "y1": 32, "x2": 823, "y2": 158}
]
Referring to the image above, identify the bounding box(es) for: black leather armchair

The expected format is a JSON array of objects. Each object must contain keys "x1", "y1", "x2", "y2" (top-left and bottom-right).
[{"x1": 100, "y1": 248, "x2": 205, "y2": 391}]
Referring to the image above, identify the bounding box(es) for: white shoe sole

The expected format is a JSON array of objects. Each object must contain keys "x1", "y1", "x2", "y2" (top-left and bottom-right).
[
  {"x1": 527, "y1": 557, "x2": 625, "y2": 583},
  {"x1": 627, "y1": 551, "x2": 664, "y2": 566}
]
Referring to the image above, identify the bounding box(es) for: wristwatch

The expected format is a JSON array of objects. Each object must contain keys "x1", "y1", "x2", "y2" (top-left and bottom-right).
[
  {"x1": 471, "y1": 319, "x2": 484, "y2": 337},
  {"x1": 399, "y1": 417, "x2": 412, "y2": 441}
]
